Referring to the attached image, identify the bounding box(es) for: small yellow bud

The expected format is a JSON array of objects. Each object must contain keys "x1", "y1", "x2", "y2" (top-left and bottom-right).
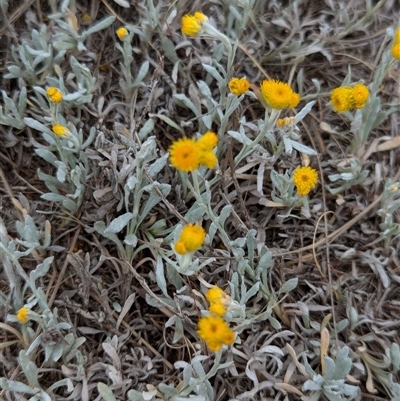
[
  {"x1": 116, "y1": 27, "x2": 128, "y2": 40},
  {"x1": 46, "y1": 87, "x2": 63, "y2": 103},
  {"x1": 52, "y1": 124, "x2": 69, "y2": 137},
  {"x1": 17, "y1": 307, "x2": 30, "y2": 323}
]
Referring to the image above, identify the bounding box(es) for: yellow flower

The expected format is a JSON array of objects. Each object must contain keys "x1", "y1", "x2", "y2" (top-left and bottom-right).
[
  {"x1": 116, "y1": 27, "x2": 128, "y2": 40},
  {"x1": 228, "y1": 77, "x2": 251, "y2": 96},
  {"x1": 17, "y1": 307, "x2": 29, "y2": 323},
  {"x1": 46, "y1": 87, "x2": 63, "y2": 103},
  {"x1": 209, "y1": 303, "x2": 227, "y2": 316},
  {"x1": 194, "y1": 12, "x2": 208, "y2": 22},
  {"x1": 175, "y1": 224, "x2": 206, "y2": 254},
  {"x1": 392, "y1": 43, "x2": 400, "y2": 59},
  {"x1": 197, "y1": 315, "x2": 235, "y2": 352},
  {"x1": 169, "y1": 137, "x2": 200, "y2": 172},
  {"x1": 52, "y1": 124, "x2": 69, "y2": 137},
  {"x1": 169, "y1": 133, "x2": 218, "y2": 172},
  {"x1": 292, "y1": 166, "x2": 318, "y2": 197},
  {"x1": 330, "y1": 86, "x2": 354, "y2": 113},
  {"x1": 206, "y1": 286, "x2": 225, "y2": 303},
  {"x1": 260, "y1": 80, "x2": 300, "y2": 109},
  {"x1": 277, "y1": 117, "x2": 295, "y2": 128},
  {"x1": 181, "y1": 14, "x2": 203, "y2": 36},
  {"x1": 352, "y1": 83, "x2": 369, "y2": 109},
  {"x1": 197, "y1": 131, "x2": 218, "y2": 151}
]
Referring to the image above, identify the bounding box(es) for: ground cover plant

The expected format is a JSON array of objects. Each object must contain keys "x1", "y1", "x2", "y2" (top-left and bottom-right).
[{"x1": 1, "y1": 0, "x2": 400, "y2": 400}]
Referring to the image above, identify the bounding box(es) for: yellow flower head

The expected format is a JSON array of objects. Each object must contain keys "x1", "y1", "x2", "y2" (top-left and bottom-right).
[
  {"x1": 330, "y1": 86, "x2": 354, "y2": 113},
  {"x1": 293, "y1": 166, "x2": 318, "y2": 197},
  {"x1": 352, "y1": 83, "x2": 369, "y2": 109},
  {"x1": 197, "y1": 131, "x2": 218, "y2": 151},
  {"x1": 46, "y1": 87, "x2": 63, "y2": 103},
  {"x1": 169, "y1": 137, "x2": 200, "y2": 172},
  {"x1": 197, "y1": 315, "x2": 235, "y2": 352},
  {"x1": 194, "y1": 12, "x2": 208, "y2": 22},
  {"x1": 17, "y1": 307, "x2": 29, "y2": 324},
  {"x1": 116, "y1": 27, "x2": 128, "y2": 40},
  {"x1": 175, "y1": 224, "x2": 206, "y2": 254},
  {"x1": 392, "y1": 43, "x2": 400, "y2": 60},
  {"x1": 198, "y1": 151, "x2": 218, "y2": 169},
  {"x1": 181, "y1": 14, "x2": 203, "y2": 36},
  {"x1": 228, "y1": 77, "x2": 251, "y2": 96},
  {"x1": 206, "y1": 286, "x2": 225, "y2": 303},
  {"x1": 260, "y1": 80, "x2": 300, "y2": 109},
  {"x1": 52, "y1": 124, "x2": 69, "y2": 137},
  {"x1": 209, "y1": 303, "x2": 227, "y2": 316}
]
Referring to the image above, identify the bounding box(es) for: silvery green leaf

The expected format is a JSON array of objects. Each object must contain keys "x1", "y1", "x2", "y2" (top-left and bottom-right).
[
  {"x1": 227, "y1": 129, "x2": 252, "y2": 145},
  {"x1": 133, "y1": 61, "x2": 149, "y2": 87},
  {"x1": 0, "y1": 378, "x2": 39, "y2": 394},
  {"x1": 202, "y1": 114, "x2": 213, "y2": 129},
  {"x1": 30, "y1": 257, "x2": 54, "y2": 283},
  {"x1": 84, "y1": 15, "x2": 116, "y2": 36},
  {"x1": 149, "y1": 113, "x2": 184, "y2": 134},
  {"x1": 323, "y1": 356, "x2": 337, "y2": 380},
  {"x1": 241, "y1": 282, "x2": 260, "y2": 304},
  {"x1": 35, "y1": 149, "x2": 58, "y2": 166},
  {"x1": 335, "y1": 318, "x2": 349, "y2": 334},
  {"x1": 104, "y1": 213, "x2": 134, "y2": 234},
  {"x1": 192, "y1": 359, "x2": 207, "y2": 381},
  {"x1": 349, "y1": 307, "x2": 358, "y2": 330},
  {"x1": 202, "y1": 64, "x2": 224, "y2": 83},
  {"x1": 283, "y1": 136, "x2": 293, "y2": 153},
  {"x1": 267, "y1": 316, "x2": 281, "y2": 330},
  {"x1": 295, "y1": 101, "x2": 316, "y2": 123},
  {"x1": 147, "y1": 153, "x2": 168, "y2": 177},
  {"x1": 113, "y1": 0, "x2": 130, "y2": 7},
  {"x1": 289, "y1": 139, "x2": 318, "y2": 155},
  {"x1": 303, "y1": 379, "x2": 322, "y2": 392},
  {"x1": 127, "y1": 389, "x2": 146, "y2": 401},
  {"x1": 174, "y1": 94, "x2": 200, "y2": 117},
  {"x1": 332, "y1": 346, "x2": 352, "y2": 379},
  {"x1": 156, "y1": 255, "x2": 168, "y2": 297},
  {"x1": 197, "y1": 80, "x2": 212, "y2": 98},
  {"x1": 138, "y1": 184, "x2": 170, "y2": 228},
  {"x1": 124, "y1": 234, "x2": 138, "y2": 246},
  {"x1": 98, "y1": 382, "x2": 118, "y2": 401},
  {"x1": 138, "y1": 118, "x2": 155, "y2": 140},
  {"x1": 126, "y1": 175, "x2": 139, "y2": 191},
  {"x1": 279, "y1": 278, "x2": 298, "y2": 293},
  {"x1": 219, "y1": 205, "x2": 232, "y2": 226},
  {"x1": 24, "y1": 117, "x2": 52, "y2": 134},
  {"x1": 391, "y1": 343, "x2": 400, "y2": 372},
  {"x1": 41, "y1": 193, "x2": 70, "y2": 203},
  {"x1": 51, "y1": 342, "x2": 64, "y2": 362}
]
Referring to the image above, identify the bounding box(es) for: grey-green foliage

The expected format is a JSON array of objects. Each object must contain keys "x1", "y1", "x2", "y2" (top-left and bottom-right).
[
  {"x1": 0, "y1": 350, "x2": 73, "y2": 401},
  {"x1": 127, "y1": 353, "x2": 232, "y2": 401},
  {"x1": 95, "y1": 135, "x2": 170, "y2": 263},
  {"x1": 302, "y1": 346, "x2": 359, "y2": 401},
  {"x1": 327, "y1": 158, "x2": 370, "y2": 195},
  {"x1": 0, "y1": 87, "x2": 27, "y2": 129},
  {"x1": 4, "y1": 25, "x2": 65, "y2": 85},
  {"x1": 24, "y1": 118, "x2": 96, "y2": 214},
  {"x1": 378, "y1": 180, "x2": 400, "y2": 249},
  {"x1": 51, "y1": 13, "x2": 116, "y2": 52}
]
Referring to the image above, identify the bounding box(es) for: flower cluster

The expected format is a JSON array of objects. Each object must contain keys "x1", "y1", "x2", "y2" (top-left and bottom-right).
[
  {"x1": 175, "y1": 224, "x2": 206, "y2": 255},
  {"x1": 206, "y1": 286, "x2": 230, "y2": 316},
  {"x1": 181, "y1": 11, "x2": 208, "y2": 36},
  {"x1": 292, "y1": 166, "x2": 318, "y2": 197},
  {"x1": 330, "y1": 83, "x2": 369, "y2": 113},
  {"x1": 169, "y1": 131, "x2": 218, "y2": 173},
  {"x1": 228, "y1": 77, "x2": 251, "y2": 96},
  {"x1": 260, "y1": 79, "x2": 300, "y2": 109},
  {"x1": 197, "y1": 315, "x2": 235, "y2": 352},
  {"x1": 392, "y1": 27, "x2": 400, "y2": 59}
]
